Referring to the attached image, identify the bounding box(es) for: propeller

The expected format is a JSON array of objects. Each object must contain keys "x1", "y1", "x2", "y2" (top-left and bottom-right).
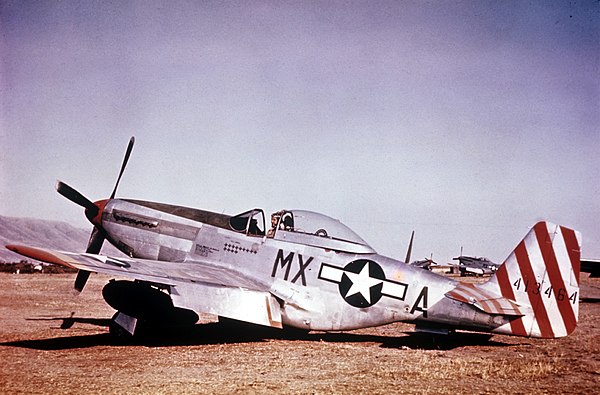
[{"x1": 57, "y1": 137, "x2": 135, "y2": 292}]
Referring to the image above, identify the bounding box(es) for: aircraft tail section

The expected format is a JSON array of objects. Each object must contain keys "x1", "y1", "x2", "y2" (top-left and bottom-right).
[{"x1": 481, "y1": 222, "x2": 581, "y2": 338}]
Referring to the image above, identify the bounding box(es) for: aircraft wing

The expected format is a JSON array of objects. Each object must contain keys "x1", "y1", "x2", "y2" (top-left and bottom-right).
[
  {"x1": 6, "y1": 244, "x2": 262, "y2": 288},
  {"x1": 6, "y1": 244, "x2": 282, "y2": 328}
]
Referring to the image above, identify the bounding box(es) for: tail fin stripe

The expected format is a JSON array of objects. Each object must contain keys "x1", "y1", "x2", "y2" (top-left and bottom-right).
[
  {"x1": 495, "y1": 264, "x2": 527, "y2": 336},
  {"x1": 560, "y1": 225, "x2": 580, "y2": 281},
  {"x1": 534, "y1": 223, "x2": 577, "y2": 335},
  {"x1": 553, "y1": 227, "x2": 579, "y2": 285},
  {"x1": 515, "y1": 240, "x2": 555, "y2": 338}
]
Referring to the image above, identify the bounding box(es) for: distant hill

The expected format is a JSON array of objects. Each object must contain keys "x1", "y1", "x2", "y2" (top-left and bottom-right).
[{"x1": 0, "y1": 215, "x2": 124, "y2": 262}]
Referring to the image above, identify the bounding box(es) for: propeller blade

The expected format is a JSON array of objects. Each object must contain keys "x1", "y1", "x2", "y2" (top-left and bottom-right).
[
  {"x1": 86, "y1": 226, "x2": 105, "y2": 254},
  {"x1": 74, "y1": 270, "x2": 91, "y2": 293},
  {"x1": 56, "y1": 181, "x2": 98, "y2": 216},
  {"x1": 75, "y1": 225, "x2": 106, "y2": 293},
  {"x1": 110, "y1": 136, "x2": 135, "y2": 199}
]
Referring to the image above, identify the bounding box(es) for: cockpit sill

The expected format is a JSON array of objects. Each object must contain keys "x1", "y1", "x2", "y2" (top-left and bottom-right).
[{"x1": 273, "y1": 229, "x2": 376, "y2": 254}]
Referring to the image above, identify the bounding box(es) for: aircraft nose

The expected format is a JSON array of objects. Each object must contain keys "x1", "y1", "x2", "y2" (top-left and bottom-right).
[{"x1": 85, "y1": 199, "x2": 109, "y2": 228}]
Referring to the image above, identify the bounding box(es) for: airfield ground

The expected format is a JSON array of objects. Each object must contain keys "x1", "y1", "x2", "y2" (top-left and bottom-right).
[{"x1": 0, "y1": 273, "x2": 598, "y2": 394}]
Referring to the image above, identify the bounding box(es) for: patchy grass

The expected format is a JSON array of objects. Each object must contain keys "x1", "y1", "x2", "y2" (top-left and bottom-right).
[{"x1": 0, "y1": 273, "x2": 598, "y2": 394}]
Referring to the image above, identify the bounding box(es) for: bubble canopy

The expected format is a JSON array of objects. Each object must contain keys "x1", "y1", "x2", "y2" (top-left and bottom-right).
[
  {"x1": 273, "y1": 210, "x2": 375, "y2": 254},
  {"x1": 228, "y1": 208, "x2": 375, "y2": 254},
  {"x1": 284, "y1": 210, "x2": 367, "y2": 243}
]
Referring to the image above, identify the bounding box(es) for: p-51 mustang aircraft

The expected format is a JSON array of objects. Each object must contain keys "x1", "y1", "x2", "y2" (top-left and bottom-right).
[
  {"x1": 7, "y1": 138, "x2": 582, "y2": 339},
  {"x1": 453, "y1": 255, "x2": 500, "y2": 277}
]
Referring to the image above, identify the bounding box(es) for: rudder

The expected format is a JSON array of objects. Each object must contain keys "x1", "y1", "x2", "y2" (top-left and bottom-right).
[{"x1": 482, "y1": 222, "x2": 581, "y2": 338}]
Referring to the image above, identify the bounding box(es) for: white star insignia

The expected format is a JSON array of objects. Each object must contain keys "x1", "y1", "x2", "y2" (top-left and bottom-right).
[
  {"x1": 343, "y1": 262, "x2": 383, "y2": 304},
  {"x1": 318, "y1": 261, "x2": 409, "y2": 307}
]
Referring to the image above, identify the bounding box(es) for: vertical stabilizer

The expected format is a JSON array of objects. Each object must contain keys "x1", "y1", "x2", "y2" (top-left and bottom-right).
[{"x1": 481, "y1": 222, "x2": 581, "y2": 338}]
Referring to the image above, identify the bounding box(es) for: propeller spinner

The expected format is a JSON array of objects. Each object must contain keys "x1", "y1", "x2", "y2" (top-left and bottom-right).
[{"x1": 56, "y1": 137, "x2": 135, "y2": 292}]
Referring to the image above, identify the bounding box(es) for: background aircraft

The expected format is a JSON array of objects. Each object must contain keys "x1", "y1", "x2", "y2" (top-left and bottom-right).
[
  {"x1": 453, "y1": 255, "x2": 501, "y2": 277},
  {"x1": 409, "y1": 258, "x2": 436, "y2": 271},
  {"x1": 7, "y1": 138, "x2": 582, "y2": 340}
]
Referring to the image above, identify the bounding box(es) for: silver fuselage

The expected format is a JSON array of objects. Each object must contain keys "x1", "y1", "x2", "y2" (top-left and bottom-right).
[{"x1": 100, "y1": 198, "x2": 509, "y2": 333}]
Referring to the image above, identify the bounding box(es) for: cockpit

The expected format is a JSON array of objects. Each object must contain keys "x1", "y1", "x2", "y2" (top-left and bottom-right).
[
  {"x1": 229, "y1": 208, "x2": 375, "y2": 254},
  {"x1": 229, "y1": 209, "x2": 266, "y2": 236}
]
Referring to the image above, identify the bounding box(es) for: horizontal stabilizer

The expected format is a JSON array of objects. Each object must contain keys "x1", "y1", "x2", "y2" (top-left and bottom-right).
[{"x1": 445, "y1": 282, "x2": 529, "y2": 316}]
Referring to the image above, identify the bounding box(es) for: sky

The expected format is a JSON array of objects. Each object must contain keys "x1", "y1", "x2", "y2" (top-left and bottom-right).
[{"x1": 1, "y1": 1, "x2": 598, "y2": 264}]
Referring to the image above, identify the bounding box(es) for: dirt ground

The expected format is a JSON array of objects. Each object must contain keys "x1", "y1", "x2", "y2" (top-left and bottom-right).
[{"x1": 0, "y1": 273, "x2": 598, "y2": 394}]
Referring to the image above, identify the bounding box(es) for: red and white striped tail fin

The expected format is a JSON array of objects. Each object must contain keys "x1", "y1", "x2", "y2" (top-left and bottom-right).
[{"x1": 481, "y1": 222, "x2": 581, "y2": 338}]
